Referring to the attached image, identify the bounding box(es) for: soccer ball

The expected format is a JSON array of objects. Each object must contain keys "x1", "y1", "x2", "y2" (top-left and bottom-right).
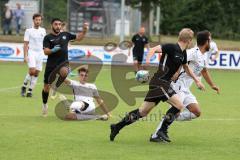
[{"x1": 135, "y1": 70, "x2": 150, "y2": 83}]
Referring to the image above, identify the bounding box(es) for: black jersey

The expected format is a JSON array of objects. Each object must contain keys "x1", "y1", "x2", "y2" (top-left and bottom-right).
[
  {"x1": 132, "y1": 34, "x2": 148, "y2": 55},
  {"x1": 156, "y1": 43, "x2": 187, "y2": 81},
  {"x1": 43, "y1": 32, "x2": 76, "y2": 67}
]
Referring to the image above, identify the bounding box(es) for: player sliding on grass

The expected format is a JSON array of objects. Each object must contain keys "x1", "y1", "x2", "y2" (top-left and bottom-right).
[
  {"x1": 110, "y1": 28, "x2": 205, "y2": 142},
  {"x1": 41, "y1": 18, "x2": 88, "y2": 116},
  {"x1": 21, "y1": 13, "x2": 46, "y2": 97},
  {"x1": 63, "y1": 67, "x2": 111, "y2": 121},
  {"x1": 150, "y1": 30, "x2": 220, "y2": 142}
]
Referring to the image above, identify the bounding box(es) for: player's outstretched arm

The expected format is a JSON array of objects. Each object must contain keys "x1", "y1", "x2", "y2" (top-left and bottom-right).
[
  {"x1": 95, "y1": 97, "x2": 111, "y2": 118},
  {"x1": 201, "y1": 68, "x2": 220, "y2": 94},
  {"x1": 183, "y1": 64, "x2": 205, "y2": 91},
  {"x1": 146, "y1": 45, "x2": 162, "y2": 65},
  {"x1": 76, "y1": 23, "x2": 89, "y2": 41}
]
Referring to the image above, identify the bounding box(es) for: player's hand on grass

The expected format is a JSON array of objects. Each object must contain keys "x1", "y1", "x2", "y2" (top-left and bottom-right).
[
  {"x1": 51, "y1": 45, "x2": 61, "y2": 53},
  {"x1": 211, "y1": 85, "x2": 220, "y2": 94},
  {"x1": 196, "y1": 81, "x2": 205, "y2": 91}
]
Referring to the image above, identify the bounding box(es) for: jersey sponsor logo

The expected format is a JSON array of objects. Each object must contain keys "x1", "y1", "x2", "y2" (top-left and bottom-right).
[
  {"x1": 62, "y1": 36, "x2": 67, "y2": 40},
  {"x1": 175, "y1": 55, "x2": 184, "y2": 61},
  {"x1": 50, "y1": 39, "x2": 54, "y2": 42},
  {"x1": 0, "y1": 46, "x2": 14, "y2": 57}
]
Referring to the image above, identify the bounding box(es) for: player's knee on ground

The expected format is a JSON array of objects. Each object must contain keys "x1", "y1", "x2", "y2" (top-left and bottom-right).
[
  {"x1": 59, "y1": 67, "x2": 69, "y2": 77},
  {"x1": 188, "y1": 105, "x2": 201, "y2": 117},
  {"x1": 65, "y1": 113, "x2": 77, "y2": 120},
  {"x1": 192, "y1": 109, "x2": 201, "y2": 117}
]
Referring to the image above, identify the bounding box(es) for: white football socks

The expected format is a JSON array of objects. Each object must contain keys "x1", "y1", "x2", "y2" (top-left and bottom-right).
[
  {"x1": 29, "y1": 76, "x2": 38, "y2": 91},
  {"x1": 23, "y1": 73, "x2": 31, "y2": 87},
  {"x1": 176, "y1": 109, "x2": 197, "y2": 121}
]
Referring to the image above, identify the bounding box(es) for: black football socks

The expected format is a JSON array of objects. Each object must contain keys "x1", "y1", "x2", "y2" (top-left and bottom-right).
[{"x1": 115, "y1": 109, "x2": 143, "y2": 131}]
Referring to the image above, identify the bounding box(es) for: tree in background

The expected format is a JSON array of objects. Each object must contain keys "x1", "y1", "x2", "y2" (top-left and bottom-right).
[
  {"x1": 160, "y1": 0, "x2": 240, "y2": 39},
  {"x1": 43, "y1": 0, "x2": 68, "y2": 28},
  {"x1": 126, "y1": 0, "x2": 161, "y2": 37}
]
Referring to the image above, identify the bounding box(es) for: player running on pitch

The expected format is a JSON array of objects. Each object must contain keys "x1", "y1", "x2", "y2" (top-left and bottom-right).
[
  {"x1": 41, "y1": 18, "x2": 88, "y2": 116},
  {"x1": 63, "y1": 67, "x2": 111, "y2": 121},
  {"x1": 175, "y1": 31, "x2": 220, "y2": 121},
  {"x1": 110, "y1": 28, "x2": 205, "y2": 142},
  {"x1": 21, "y1": 13, "x2": 46, "y2": 97},
  {"x1": 150, "y1": 30, "x2": 220, "y2": 143}
]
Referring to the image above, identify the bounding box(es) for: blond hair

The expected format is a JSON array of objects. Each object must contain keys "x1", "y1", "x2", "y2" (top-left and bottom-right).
[{"x1": 178, "y1": 28, "x2": 194, "y2": 42}]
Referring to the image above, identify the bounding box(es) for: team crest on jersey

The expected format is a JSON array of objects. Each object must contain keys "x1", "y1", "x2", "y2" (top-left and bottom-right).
[{"x1": 62, "y1": 36, "x2": 67, "y2": 40}]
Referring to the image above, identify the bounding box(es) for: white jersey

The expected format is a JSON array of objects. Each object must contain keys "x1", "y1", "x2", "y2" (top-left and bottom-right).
[
  {"x1": 207, "y1": 41, "x2": 218, "y2": 56},
  {"x1": 173, "y1": 47, "x2": 208, "y2": 91},
  {"x1": 206, "y1": 41, "x2": 219, "y2": 61},
  {"x1": 69, "y1": 80, "x2": 99, "y2": 107},
  {"x1": 24, "y1": 27, "x2": 46, "y2": 55}
]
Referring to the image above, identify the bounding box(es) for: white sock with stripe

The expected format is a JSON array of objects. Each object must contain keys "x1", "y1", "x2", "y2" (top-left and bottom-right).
[
  {"x1": 23, "y1": 73, "x2": 31, "y2": 87},
  {"x1": 28, "y1": 76, "x2": 38, "y2": 92}
]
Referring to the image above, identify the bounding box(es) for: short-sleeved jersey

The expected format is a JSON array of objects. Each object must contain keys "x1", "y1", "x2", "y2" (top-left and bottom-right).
[
  {"x1": 175, "y1": 47, "x2": 208, "y2": 91},
  {"x1": 43, "y1": 32, "x2": 76, "y2": 67},
  {"x1": 132, "y1": 34, "x2": 148, "y2": 54},
  {"x1": 157, "y1": 43, "x2": 187, "y2": 81},
  {"x1": 24, "y1": 27, "x2": 46, "y2": 55},
  {"x1": 68, "y1": 80, "x2": 99, "y2": 106}
]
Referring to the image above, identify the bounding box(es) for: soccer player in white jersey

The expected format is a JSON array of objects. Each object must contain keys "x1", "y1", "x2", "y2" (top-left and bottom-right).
[
  {"x1": 63, "y1": 67, "x2": 111, "y2": 120},
  {"x1": 207, "y1": 40, "x2": 219, "y2": 61},
  {"x1": 150, "y1": 30, "x2": 220, "y2": 142},
  {"x1": 21, "y1": 13, "x2": 46, "y2": 97}
]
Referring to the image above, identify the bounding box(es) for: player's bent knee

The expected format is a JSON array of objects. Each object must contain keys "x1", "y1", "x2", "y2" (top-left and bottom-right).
[
  {"x1": 29, "y1": 68, "x2": 36, "y2": 76},
  {"x1": 188, "y1": 104, "x2": 201, "y2": 117},
  {"x1": 34, "y1": 70, "x2": 40, "y2": 77},
  {"x1": 194, "y1": 110, "x2": 201, "y2": 117},
  {"x1": 43, "y1": 84, "x2": 50, "y2": 92},
  {"x1": 59, "y1": 67, "x2": 68, "y2": 77}
]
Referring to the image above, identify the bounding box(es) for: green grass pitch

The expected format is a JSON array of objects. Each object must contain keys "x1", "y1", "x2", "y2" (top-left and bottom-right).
[{"x1": 0, "y1": 62, "x2": 239, "y2": 160}]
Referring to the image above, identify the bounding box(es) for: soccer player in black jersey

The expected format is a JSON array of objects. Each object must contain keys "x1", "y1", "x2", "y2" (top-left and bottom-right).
[
  {"x1": 41, "y1": 18, "x2": 88, "y2": 116},
  {"x1": 131, "y1": 27, "x2": 149, "y2": 73},
  {"x1": 110, "y1": 28, "x2": 205, "y2": 142}
]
